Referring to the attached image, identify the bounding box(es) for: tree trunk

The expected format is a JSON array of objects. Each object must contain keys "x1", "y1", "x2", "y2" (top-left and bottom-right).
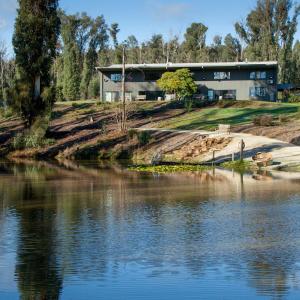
[
  {"x1": 34, "y1": 76, "x2": 41, "y2": 99},
  {"x1": 121, "y1": 47, "x2": 126, "y2": 131}
]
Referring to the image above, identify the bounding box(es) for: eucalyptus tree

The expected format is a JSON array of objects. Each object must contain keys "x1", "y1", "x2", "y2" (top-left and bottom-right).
[
  {"x1": 223, "y1": 34, "x2": 242, "y2": 62},
  {"x1": 60, "y1": 13, "x2": 81, "y2": 100},
  {"x1": 81, "y1": 15, "x2": 109, "y2": 98},
  {"x1": 235, "y1": 0, "x2": 300, "y2": 82},
  {"x1": 124, "y1": 35, "x2": 140, "y2": 64},
  {"x1": 182, "y1": 23, "x2": 208, "y2": 62}
]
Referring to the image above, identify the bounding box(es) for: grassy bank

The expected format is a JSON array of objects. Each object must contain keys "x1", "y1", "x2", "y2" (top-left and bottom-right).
[
  {"x1": 158, "y1": 101, "x2": 300, "y2": 130},
  {"x1": 1, "y1": 100, "x2": 300, "y2": 160}
]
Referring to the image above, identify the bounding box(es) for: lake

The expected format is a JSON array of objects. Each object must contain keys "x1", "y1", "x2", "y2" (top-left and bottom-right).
[{"x1": 1, "y1": 160, "x2": 300, "y2": 299}]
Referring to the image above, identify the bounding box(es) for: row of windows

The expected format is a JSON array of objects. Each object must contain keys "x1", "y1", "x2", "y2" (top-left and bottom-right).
[
  {"x1": 110, "y1": 72, "x2": 161, "y2": 82},
  {"x1": 110, "y1": 71, "x2": 271, "y2": 82},
  {"x1": 250, "y1": 71, "x2": 267, "y2": 80},
  {"x1": 250, "y1": 87, "x2": 267, "y2": 97}
]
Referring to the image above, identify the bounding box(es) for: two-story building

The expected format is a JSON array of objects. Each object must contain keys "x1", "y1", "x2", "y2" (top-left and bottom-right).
[{"x1": 96, "y1": 61, "x2": 278, "y2": 102}]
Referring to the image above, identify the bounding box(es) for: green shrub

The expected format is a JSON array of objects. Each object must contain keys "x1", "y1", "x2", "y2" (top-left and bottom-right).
[
  {"x1": 2, "y1": 107, "x2": 14, "y2": 119},
  {"x1": 288, "y1": 94, "x2": 300, "y2": 103},
  {"x1": 128, "y1": 129, "x2": 137, "y2": 140},
  {"x1": 253, "y1": 114, "x2": 274, "y2": 126},
  {"x1": 184, "y1": 99, "x2": 193, "y2": 112},
  {"x1": 88, "y1": 76, "x2": 100, "y2": 99},
  {"x1": 138, "y1": 131, "x2": 151, "y2": 146},
  {"x1": 217, "y1": 99, "x2": 236, "y2": 108},
  {"x1": 12, "y1": 132, "x2": 55, "y2": 150},
  {"x1": 56, "y1": 86, "x2": 65, "y2": 102},
  {"x1": 278, "y1": 114, "x2": 290, "y2": 123}
]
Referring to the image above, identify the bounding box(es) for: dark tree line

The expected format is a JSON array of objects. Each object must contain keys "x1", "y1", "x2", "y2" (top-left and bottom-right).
[
  {"x1": 1, "y1": 0, "x2": 300, "y2": 113},
  {"x1": 50, "y1": 0, "x2": 300, "y2": 102}
]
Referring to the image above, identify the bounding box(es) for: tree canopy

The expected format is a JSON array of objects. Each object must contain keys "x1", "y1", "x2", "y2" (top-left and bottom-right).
[
  {"x1": 157, "y1": 68, "x2": 197, "y2": 100},
  {"x1": 11, "y1": 0, "x2": 60, "y2": 126}
]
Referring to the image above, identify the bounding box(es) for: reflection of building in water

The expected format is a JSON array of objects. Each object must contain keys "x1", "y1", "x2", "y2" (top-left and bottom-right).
[{"x1": 1, "y1": 161, "x2": 300, "y2": 298}]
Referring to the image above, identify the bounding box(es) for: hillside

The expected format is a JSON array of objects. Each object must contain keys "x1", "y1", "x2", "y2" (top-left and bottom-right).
[{"x1": 1, "y1": 100, "x2": 300, "y2": 162}]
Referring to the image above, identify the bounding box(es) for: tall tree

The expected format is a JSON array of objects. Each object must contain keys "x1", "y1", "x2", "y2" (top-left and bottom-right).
[
  {"x1": 11, "y1": 0, "x2": 60, "y2": 126},
  {"x1": 109, "y1": 23, "x2": 122, "y2": 63},
  {"x1": 61, "y1": 14, "x2": 81, "y2": 100},
  {"x1": 235, "y1": 0, "x2": 300, "y2": 82},
  {"x1": 145, "y1": 34, "x2": 165, "y2": 63},
  {"x1": 183, "y1": 23, "x2": 208, "y2": 62},
  {"x1": 124, "y1": 35, "x2": 139, "y2": 64},
  {"x1": 292, "y1": 40, "x2": 300, "y2": 84},
  {"x1": 223, "y1": 34, "x2": 242, "y2": 62},
  {"x1": 208, "y1": 35, "x2": 224, "y2": 62},
  {"x1": 81, "y1": 15, "x2": 109, "y2": 98}
]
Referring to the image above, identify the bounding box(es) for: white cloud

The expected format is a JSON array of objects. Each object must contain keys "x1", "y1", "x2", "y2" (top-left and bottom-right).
[{"x1": 148, "y1": 1, "x2": 190, "y2": 21}]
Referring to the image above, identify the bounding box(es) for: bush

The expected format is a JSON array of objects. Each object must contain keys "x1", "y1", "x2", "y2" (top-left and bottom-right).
[
  {"x1": 128, "y1": 129, "x2": 137, "y2": 140},
  {"x1": 88, "y1": 76, "x2": 100, "y2": 99},
  {"x1": 137, "y1": 131, "x2": 151, "y2": 146},
  {"x1": 253, "y1": 114, "x2": 274, "y2": 126},
  {"x1": 2, "y1": 107, "x2": 14, "y2": 119},
  {"x1": 12, "y1": 132, "x2": 55, "y2": 150},
  {"x1": 56, "y1": 86, "x2": 65, "y2": 102},
  {"x1": 12, "y1": 115, "x2": 54, "y2": 150},
  {"x1": 278, "y1": 114, "x2": 290, "y2": 123},
  {"x1": 217, "y1": 99, "x2": 236, "y2": 108},
  {"x1": 288, "y1": 94, "x2": 300, "y2": 103},
  {"x1": 184, "y1": 99, "x2": 193, "y2": 112}
]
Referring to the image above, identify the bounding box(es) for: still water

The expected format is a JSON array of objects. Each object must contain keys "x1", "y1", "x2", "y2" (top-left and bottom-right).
[{"x1": 1, "y1": 161, "x2": 300, "y2": 299}]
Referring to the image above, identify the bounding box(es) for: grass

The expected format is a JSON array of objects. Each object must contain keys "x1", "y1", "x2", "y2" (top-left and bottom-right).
[
  {"x1": 158, "y1": 101, "x2": 300, "y2": 130},
  {"x1": 128, "y1": 164, "x2": 211, "y2": 173}
]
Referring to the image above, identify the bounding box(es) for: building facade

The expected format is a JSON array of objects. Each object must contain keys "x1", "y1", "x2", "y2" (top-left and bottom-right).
[{"x1": 97, "y1": 62, "x2": 278, "y2": 102}]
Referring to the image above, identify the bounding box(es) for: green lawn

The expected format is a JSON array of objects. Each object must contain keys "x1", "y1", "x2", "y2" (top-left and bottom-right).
[{"x1": 158, "y1": 101, "x2": 300, "y2": 130}]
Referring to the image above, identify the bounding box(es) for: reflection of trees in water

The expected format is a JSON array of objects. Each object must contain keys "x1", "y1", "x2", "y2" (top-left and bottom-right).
[
  {"x1": 241, "y1": 204, "x2": 299, "y2": 299},
  {"x1": 2, "y1": 160, "x2": 300, "y2": 299},
  {"x1": 11, "y1": 178, "x2": 63, "y2": 299}
]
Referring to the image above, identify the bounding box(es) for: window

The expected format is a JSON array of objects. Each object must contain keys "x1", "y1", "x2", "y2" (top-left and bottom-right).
[
  {"x1": 145, "y1": 72, "x2": 161, "y2": 81},
  {"x1": 214, "y1": 90, "x2": 237, "y2": 100},
  {"x1": 250, "y1": 72, "x2": 256, "y2": 80},
  {"x1": 125, "y1": 92, "x2": 132, "y2": 101},
  {"x1": 214, "y1": 72, "x2": 231, "y2": 80},
  {"x1": 105, "y1": 92, "x2": 119, "y2": 102},
  {"x1": 250, "y1": 71, "x2": 267, "y2": 80},
  {"x1": 111, "y1": 74, "x2": 122, "y2": 82},
  {"x1": 208, "y1": 90, "x2": 214, "y2": 100},
  {"x1": 250, "y1": 87, "x2": 267, "y2": 98}
]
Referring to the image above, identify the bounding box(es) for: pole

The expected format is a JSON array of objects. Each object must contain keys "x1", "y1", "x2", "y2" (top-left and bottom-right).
[
  {"x1": 121, "y1": 46, "x2": 126, "y2": 131},
  {"x1": 240, "y1": 139, "x2": 245, "y2": 162}
]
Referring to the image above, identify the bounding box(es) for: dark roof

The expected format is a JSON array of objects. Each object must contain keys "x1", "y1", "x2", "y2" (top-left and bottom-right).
[{"x1": 97, "y1": 61, "x2": 278, "y2": 72}]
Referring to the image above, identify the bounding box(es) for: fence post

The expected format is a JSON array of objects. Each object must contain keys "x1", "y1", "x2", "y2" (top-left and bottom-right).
[{"x1": 240, "y1": 139, "x2": 245, "y2": 162}]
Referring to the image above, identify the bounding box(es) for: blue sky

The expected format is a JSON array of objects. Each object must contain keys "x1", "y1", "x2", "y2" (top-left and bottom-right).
[{"x1": 1, "y1": 0, "x2": 300, "y2": 56}]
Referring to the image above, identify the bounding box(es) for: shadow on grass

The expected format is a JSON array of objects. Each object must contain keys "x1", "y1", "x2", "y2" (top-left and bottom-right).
[{"x1": 175, "y1": 106, "x2": 299, "y2": 130}]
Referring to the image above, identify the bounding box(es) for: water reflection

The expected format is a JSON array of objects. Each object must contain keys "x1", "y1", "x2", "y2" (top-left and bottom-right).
[{"x1": 1, "y1": 160, "x2": 300, "y2": 299}]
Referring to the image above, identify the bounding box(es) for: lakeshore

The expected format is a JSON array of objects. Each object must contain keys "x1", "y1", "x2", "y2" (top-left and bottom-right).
[{"x1": 1, "y1": 100, "x2": 300, "y2": 171}]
